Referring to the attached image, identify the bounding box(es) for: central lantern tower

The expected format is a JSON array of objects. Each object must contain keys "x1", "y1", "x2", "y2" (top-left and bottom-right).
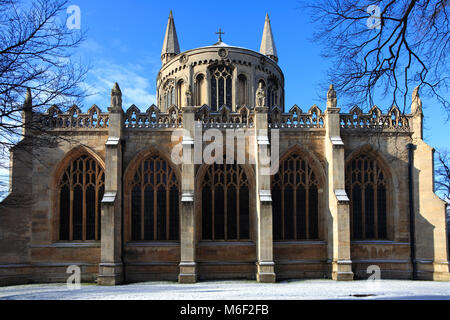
[{"x1": 156, "y1": 12, "x2": 285, "y2": 112}]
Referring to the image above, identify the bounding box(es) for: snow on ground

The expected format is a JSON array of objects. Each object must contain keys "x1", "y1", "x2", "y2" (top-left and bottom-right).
[{"x1": 0, "y1": 280, "x2": 449, "y2": 300}]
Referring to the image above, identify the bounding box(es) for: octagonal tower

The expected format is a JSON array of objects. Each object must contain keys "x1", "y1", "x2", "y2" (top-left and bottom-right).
[{"x1": 157, "y1": 12, "x2": 285, "y2": 112}]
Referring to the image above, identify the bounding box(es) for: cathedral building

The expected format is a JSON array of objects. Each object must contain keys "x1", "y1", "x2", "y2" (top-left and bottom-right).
[{"x1": 0, "y1": 12, "x2": 448, "y2": 286}]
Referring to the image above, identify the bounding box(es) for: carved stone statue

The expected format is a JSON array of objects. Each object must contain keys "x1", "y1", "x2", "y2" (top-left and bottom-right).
[
  {"x1": 111, "y1": 82, "x2": 122, "y2": 109},
  {"x1": 185, "y1": 85, "x2": 192, "y2": 106},
  {"x1": 412, "y1": 86, "x2": 422, "y2": 114},
  {"x1": 256, "y1": 82, "x2": 266, "y2": 107},
  {"x1": 327, "y1": 84, "x2": 337, "y2": 109}
]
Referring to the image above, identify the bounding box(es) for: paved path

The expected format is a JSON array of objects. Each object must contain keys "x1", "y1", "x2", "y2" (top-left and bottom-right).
[{"x1": 0, "y1": 280, "x2": 449, "y2": 300}]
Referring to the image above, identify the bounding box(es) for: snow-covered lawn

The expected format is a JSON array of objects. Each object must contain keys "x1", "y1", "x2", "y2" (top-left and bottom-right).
[{"x1": 0, "y1": 280, "x2": 449, "y2": 300}]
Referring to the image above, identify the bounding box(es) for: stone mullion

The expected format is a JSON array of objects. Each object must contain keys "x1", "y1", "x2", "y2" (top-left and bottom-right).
[
  {"x1": 141, "y1": 165, "x2": 145, "y2": 241},
  {"x1": 212, "y1": 185, "x2": 215, "y2": 241},
  {"x1": 374, "y1": 165, "x2": 379, "y2": 239},
  {"x1": 224, "y1": 175, "x2": 228, "y2": 241},
  {"x1": 153, "y1": 178, "x2": 158, "y2": 241},
  {"x1": 95, "y1": 165, "x2": 99, "y2": 241},
  {"x1": 237, "y1": 182, "x2": 241, "y2": 241},
  {"x1": 82, "y1": 159, "x2": 87, "y2": 241},
  {"x1": 281, "y1": 184, "x2": 285, "y2": 241},
  {"x1": 69, "y1": 162, "x2": 74, "y2": 241},
  {"x1": 306, "y1": 179, "x2": 310, "y2": 240},
  {"x1": 361, "y1": 163, "x2": 366, "y2": 239},
  {"x1": 293, "y1": 163, "x2": 297, "y2": 239},
  {"x1": 166, "y1": 178, "x2": 170, "y2": 241}
]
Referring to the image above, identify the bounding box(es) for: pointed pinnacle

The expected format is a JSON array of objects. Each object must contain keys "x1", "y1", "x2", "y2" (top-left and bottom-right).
[
  {"x1": 260, "y1": 13, "x2": 278, "y2": 62},
  {"x1": 25, "y1": 88, "x2": 32, "y2": 105},
  {"x1": 162, "y1": 10, "x2": 180, "y2": 58}
]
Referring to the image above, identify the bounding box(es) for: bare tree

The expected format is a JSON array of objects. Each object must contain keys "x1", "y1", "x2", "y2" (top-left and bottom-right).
[
  {"x1": 303, "y1": 0, "x2": 450, "y2": 114},
  {"x1": 435, "y1": 148, "x2": 450, "y2": 203},
  {"x1": 0, "y1": 0, "x2": 87, "y2": 151}
]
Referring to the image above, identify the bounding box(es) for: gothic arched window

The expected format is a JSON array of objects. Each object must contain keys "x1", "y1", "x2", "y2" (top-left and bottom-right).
[
  {"x1": 195, "y1": 74, "x2": 206, "y2": 106},
  {"x1": 163, "y1": 79, "x2": 175, "y2": 110},
  {"x1": 272, "y1": 151, "x2": 320, "y2": 240},
  {"x1": 201, "y1": 163, "x2": 250, "y2": 241},
  {"x1": 268, "y1": 78, "x2": 279, "y2": 108},
  {"x1": 58, "y1": 154, "x2": 105, "y2": 241},
  {"x1": 129, "y1": 153, "x2": 180, "y2": 241},
  {"x1": 346, "y1": 153, "x2": 388, "y2": 240},
  {"x1": 177, "y1": 79, "x2": 185, "y2": 107},
  {"x1": 238, "y1": 74, "x2": 248, "y2": 107},
  {"x1": 210, "y1": 65, "x2": 233, "y2": 111}
]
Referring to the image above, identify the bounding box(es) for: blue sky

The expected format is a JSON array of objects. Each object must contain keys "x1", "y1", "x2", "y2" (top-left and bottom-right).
[{"x1": 72, "y1": 0, "x2": 449, "y2": 151}]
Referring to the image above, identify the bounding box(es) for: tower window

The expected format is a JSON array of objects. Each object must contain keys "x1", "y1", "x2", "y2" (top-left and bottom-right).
[
  {"x1": 268, "y1": 78, "x2": 279, "y2": 108},
  {"x1": 210, "y1": 65, "x2": 233, "y2": 111},
  {"x1": 238, "y1": 74, "x2": 248, "y2": 107},
  {"x1": 195, "y1": 74, "x2": 206, "y2": 106}
]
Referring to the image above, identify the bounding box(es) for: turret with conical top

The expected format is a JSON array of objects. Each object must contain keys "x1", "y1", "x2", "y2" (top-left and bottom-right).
[
  {"x1": 161, "y1": 11, "x2": 180, "y2": 65},
  {"x1": 260, "y1": 13, "x2": 278, "y2": 63}
]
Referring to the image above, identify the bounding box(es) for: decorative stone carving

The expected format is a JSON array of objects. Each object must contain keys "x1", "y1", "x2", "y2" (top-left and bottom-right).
[
  {"x1": 218, "y1": 48, "x2": 228, "y2": 59},
  {"x1": 111, "y1": 82, "x2": 122, "y2": 109},
  {"x1": 179, "y1": 54, "x2": 188, "y2": 64},
  {"x1": 412, "y1": 86, "x2": 422, "y2": 115},
  {"x1": 185, "y1": 85, "x2": 192, "y2": 106},
  {"x1": 327, "y1": 84, "x2": 337, "y2": 109},
  {"x1": 256, "y1": 82, "x2": 266, "y2": 107}
]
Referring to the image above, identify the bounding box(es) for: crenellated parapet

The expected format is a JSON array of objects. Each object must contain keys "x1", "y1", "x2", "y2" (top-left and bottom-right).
[
  {"x1": 123, "y1": 104, "x2": 183, "y2": 129},
  {"x1": 195, "y1": 105, "x2": 255, "y2": 129},
  {"x1": 36, "y1": 102, "x2": 415, "y2": 134},
  {"x1": 39, "y1": 104, "x2": 110, "y2": 130},
  {"x1": 268, "y1": 105, "x2": 325, "y2": 129},
  {"x1": 340, "y1": 105, "x2": 411, "y2": 132}
]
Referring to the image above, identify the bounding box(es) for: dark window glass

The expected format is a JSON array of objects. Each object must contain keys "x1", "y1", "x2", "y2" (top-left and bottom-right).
[
  {"x1": 227, "y1": 185, "x2": 237, "y2": 240},
  {"x1": 202, "y1": 186, "x2": 213, "y2": 240},
  {"x1": 210, "y1": 65, "x2": 232, "y2": 111},
  {"x1": 58, "y1": 155, "x2": 104, "y2": 241},
  {"x1": 131, "y1": 185, "x2": 142, "y2": 240},
  {"x1": 144, "y1": 186, "x2": 154, "y2": 241},
  {"x1": 86, "y1": 185, "x2": 96, "y2": 240},
  {"x1": 201, "y1": 163, "x2": 250, "y2": 241},
  {"x1": 59, "y1": 185, "x2": 70, "y2": 240},
  {"x1": 129, "y1": 154, "x2": 180, "y2": 241},
  {"x1": 272, "y1": 151, "x2": 321, "y2": 240},
  {"x1": 346, "y1": 154, "x2": 389, "y2": 240},
  {"x1": 272, "y1": 185, "x2": 282, "y2": 241}
]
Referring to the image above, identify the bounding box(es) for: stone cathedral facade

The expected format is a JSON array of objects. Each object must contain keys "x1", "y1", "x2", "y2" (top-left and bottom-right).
[{"x1": 0, "y1": 13, "x2": 449, "y2": 286}]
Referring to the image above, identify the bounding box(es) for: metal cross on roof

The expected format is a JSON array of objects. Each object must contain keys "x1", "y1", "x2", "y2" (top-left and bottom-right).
[{"x1": 215, "y1": 28, "x2": 225, "y2": 42}]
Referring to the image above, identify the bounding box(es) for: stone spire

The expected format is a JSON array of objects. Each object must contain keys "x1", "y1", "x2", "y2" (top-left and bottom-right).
[
  {"x1": 260, "y1": 13, "x2": 278, "y2": 63},
  {"x1": 161, "y1": 11, "x2": 180, "y2": 64}
]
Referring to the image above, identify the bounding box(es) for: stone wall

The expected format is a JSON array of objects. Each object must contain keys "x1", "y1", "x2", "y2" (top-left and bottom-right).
[{"x1": 0, "y1": 85, "x2": 448, "y2": 286}]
